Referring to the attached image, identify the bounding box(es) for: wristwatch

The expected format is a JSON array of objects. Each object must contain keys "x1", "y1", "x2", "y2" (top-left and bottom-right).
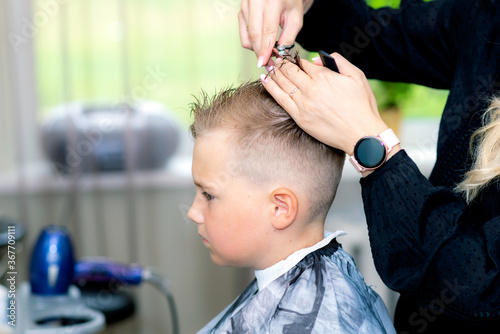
[{"x1": 349, "y1": 128, "x2": 400, "y2": 173}]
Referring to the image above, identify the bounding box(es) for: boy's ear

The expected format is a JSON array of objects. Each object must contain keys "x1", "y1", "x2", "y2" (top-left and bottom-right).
[{"x1": 270, "y1": 188, "x2": 298, "y2": 230}]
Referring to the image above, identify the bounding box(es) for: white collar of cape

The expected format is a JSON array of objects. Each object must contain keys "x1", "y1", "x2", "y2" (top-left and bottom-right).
[{"x1": 254, "y1": 230, "x2": 347, "y2": 292}]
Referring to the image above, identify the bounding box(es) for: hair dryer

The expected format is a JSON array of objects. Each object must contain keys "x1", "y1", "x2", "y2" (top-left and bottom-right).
[
  {"x1": 20, "y1": 225, "x2": 105, "y2": 334},
  {"x1": 26, "y1": 225, "x2": 178, "y2": 334},
  {"x1": 30, "y1": 225, "x2": 75, "y2": 295}
]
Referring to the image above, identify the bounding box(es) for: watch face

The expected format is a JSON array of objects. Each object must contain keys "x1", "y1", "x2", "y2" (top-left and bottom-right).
[{"x1": 354, "y1": 136, "x2": 386, "y2": 168}]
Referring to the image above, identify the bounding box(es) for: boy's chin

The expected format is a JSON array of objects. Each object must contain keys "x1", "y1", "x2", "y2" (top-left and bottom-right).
[
  {"x1": 210, "y1": 253, "x2": 229, "y2": 267},
  {"x1": 210, "y1": 253, "x2": 245, "y2": 268}
]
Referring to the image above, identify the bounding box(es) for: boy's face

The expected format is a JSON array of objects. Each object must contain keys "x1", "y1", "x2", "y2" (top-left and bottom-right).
[{"x1": 187, "y1": 131, "x2": 273, "y2": 269}]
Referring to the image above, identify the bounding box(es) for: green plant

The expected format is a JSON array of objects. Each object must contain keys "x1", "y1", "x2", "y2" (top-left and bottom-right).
[{"x1": 372, "y1": 81, "x2": 411, "y2": 110}]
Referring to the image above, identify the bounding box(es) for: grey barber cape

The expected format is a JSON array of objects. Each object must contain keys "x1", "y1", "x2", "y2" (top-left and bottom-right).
[{"x1": 198, "y1": 231, "x2": 396, "y2": 333}]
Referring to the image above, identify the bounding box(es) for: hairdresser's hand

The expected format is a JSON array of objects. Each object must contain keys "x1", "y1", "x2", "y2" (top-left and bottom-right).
[
  {"x1": 261, "y1": 53, "x2": 393, "y2": 157},
  {"x1": 239, "y1": 0, "x2": 314, "y2": 67}
]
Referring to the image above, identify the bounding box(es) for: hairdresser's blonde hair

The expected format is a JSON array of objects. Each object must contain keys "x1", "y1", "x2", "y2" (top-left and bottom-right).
[
  {"x1": 455, "y1": 97, "x2": 500, "y2": 203},
  {"x1": 190, "y1": 80, "x2": 345, "y2": 221}
]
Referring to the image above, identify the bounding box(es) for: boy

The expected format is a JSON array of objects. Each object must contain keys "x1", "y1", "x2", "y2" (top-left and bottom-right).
[{"x1": 188, "y1": 80, "x2": 395, "y2": 333}]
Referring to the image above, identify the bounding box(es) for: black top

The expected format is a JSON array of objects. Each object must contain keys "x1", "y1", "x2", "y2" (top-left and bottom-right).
[{"x1": 296, "y1": 0, "x2": 500, "y2": 332}]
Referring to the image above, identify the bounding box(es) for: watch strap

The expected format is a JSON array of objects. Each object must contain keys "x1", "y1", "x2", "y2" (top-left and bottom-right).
[
  {"x1": 378, "y1": 128, "x2": 400, "y2": 152},
  {"x1": 349, "y1": 155, "x2": 366, "y2": 173}
]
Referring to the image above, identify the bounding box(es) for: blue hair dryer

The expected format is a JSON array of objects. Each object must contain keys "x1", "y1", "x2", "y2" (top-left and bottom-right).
[
  {"x1": 25, "y1": 225, "x2": 178, "y2": 334},
  {"x1": 29, "y1": 225, "x2": 75, "y2": 295},
  {"x1": 20, "y1": 225, "x2": 105, "y2": 334}
]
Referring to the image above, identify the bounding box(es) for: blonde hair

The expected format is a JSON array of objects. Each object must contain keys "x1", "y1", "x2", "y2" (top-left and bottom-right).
[
  {"x1": 455, "y1": 97, "x2": 500, "y2": 203},
  {"x1": 190, "y1": 80, "x2": 345, "y2": 221}
]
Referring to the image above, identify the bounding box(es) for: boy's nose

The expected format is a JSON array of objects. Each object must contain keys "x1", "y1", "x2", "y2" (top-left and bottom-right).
[{"x1": 187, "y1": 202, "x2": 203, "y2": 225}]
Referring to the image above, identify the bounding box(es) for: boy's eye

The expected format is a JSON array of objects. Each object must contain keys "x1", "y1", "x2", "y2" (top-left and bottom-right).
[{"x1": 202, "y1": 191, "x2": 214, "y2": 201}]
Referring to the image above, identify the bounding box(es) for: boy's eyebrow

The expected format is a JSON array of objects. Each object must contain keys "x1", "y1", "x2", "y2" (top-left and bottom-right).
[{"x1": 193, "y1": 179, "x2": 214, "y2": 190}]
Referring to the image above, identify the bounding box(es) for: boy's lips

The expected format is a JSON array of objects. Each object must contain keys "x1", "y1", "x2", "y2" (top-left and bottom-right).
[{"x1": 199, "y1": 234, "x2": 209, "y2": 244}]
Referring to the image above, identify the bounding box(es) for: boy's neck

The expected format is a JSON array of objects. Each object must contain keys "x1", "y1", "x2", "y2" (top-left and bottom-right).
[
  {"x1": 254, "y1": 226, "x2": 338, "y2": 292},
  {"x1": 256, "y1": 221, "x2": 325, "y2": 270}
]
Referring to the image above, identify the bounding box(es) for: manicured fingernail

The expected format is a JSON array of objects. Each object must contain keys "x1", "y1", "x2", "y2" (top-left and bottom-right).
[
  {"x1": 257, "y1": 56, "x2": 264, "y2": 68},
  {"x1": 266, "y1": 65, "x2": 275, "y2": 74},
  {"x1": 260, "y1": 73, "x2": 268, "y2": 84},
  {"x1": 275, "y1": 57, "x2": 283, "y2": 63},
  {"x1": 312, "y1": 57, "x2": 320, "y2": 62}
]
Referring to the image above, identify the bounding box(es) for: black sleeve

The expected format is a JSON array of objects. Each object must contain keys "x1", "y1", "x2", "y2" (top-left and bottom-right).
[
  {"x1": 296, "y1": 0, "x2": 475, "y2": 88},
  {"x1": 360, "y1": 150, "x2": 500, "y2": 313}
]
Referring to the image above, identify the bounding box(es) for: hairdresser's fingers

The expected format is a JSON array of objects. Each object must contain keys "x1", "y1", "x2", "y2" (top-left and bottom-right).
[
  {"x1": 240, "y1": 0, "x2": 260, "y2": 51},
  {"x1": 331, "y1": 53, "x2": 369, "y2": 86},
  {"x1": 298, "y1": 58, "x2": 340, "y2": 83},
  {"x1": 245, "y1": 0, "x2": 266, "y2": 61},
  {"x1": 260, "y1": 73, "x2": 300, "y2": 115},
  {"x1": 256, "y1": 2, "x2": 283, "y2": 67},
  {"x1": 280, "y1": 56, "x2": 386, "y2": 152},
  {"x1": 268, "y1": 66, "x2": 303, "y2": 102},
  {"x1": 242, "y1": 0, "x2": 302, "y2": 66},
  {"x1": 290, "y1": 54, "x2": 374, "y2": 115},
  {"x1": 240, "y1": 0, "x2": 250, "y2": 25},
  {"x1": 263, "y1": 68, "x2": 349, "y2": 151},
  {"x1": 330, "y1": 53, "x2": 379, "y2": 113},
  {"x1": 264, "y1": 57, "x2": 276, "y2": 72},
  {"x1": 276, "y1": 4, "x2": 303, "y2": 47},
  {"x1": 308, "y1": 53, "x2": 378, "y2": 115},
  {"x1": 274, "y1": 58, "x2": 313, "y2": 89},
  {"x1": 329, "y1": 52, "x2": 372, "y2": 91},
  {"x1": 308, "y1": 52, "x2": 367, "y2": 82},
  {"x1": 238, "y1": 11, "x2": 252, "y2": 50}
]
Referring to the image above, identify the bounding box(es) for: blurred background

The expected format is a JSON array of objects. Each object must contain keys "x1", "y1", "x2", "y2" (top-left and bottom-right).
[{"x1": 0, "y1": 0, "x2": 447, "y2": 333}]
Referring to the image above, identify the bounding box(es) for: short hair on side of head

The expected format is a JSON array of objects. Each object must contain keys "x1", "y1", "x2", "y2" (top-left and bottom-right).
[{"x1": 190, "y1": 80, "x2": 345, "y2": 222}]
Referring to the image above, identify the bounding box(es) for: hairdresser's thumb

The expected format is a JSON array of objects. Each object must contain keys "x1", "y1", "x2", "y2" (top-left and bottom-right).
[{"x1": 330, "y1": 53, "x2": 360, "y2": 75}]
